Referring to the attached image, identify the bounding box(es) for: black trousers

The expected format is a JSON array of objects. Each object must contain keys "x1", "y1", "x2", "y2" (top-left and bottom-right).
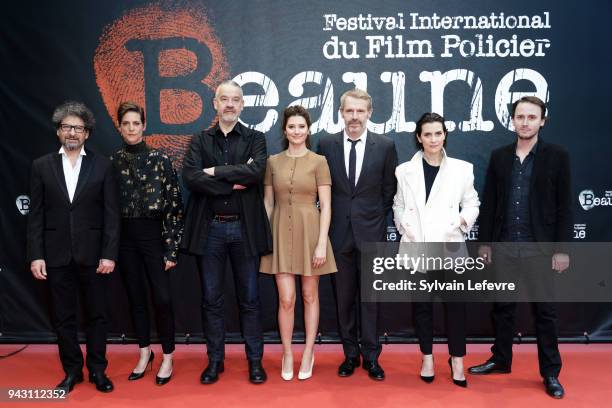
[
  {"x1": 332, "y1": 230, "x2": 381, "y2": 362},
  {"x1": 490, "y1": 253, "x2": 562, "y2": 377},
  {"x1": 411, "y1": 269, "x2": 466, "y2": 356},
  {"x1": 490, "y1": 301, "x2": 561, "y2": 377},
  {"x1": 413, "y1": 302, "x2": 466, "y2": 357},
  {"x1": 119, "y1": 219, "x2": 175, "y2": 354},
  {"x1": 47, "y1": 261, "x2": 109, "y2": 375}
]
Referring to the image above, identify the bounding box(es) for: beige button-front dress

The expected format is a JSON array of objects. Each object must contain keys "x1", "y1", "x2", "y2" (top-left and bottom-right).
[{"x1": 260, "y1": 150, "x2": 337, "y2": 276}]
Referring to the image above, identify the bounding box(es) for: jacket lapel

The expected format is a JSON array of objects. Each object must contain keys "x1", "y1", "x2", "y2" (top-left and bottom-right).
[
  {"x1": 334, "y1": 133, "x2": 351, "y2": 193},
  {"x1": 52, "y1": 154, "x2": 70, "y2": 204},
  {"x1": 408, "y1": 151, "x2": 426, "y2": 213},
  {"x1": 501, "y1": 143, "x2": 516, "y2": 204},
  {"x1": 235, "y1": 127, "x2": 249, "y2": 163},
  {"x1": 353, "y1": 132, "x2": 373, "y2": 194},
  {"x1": 529, "y1": 139, "x2": 544, "y2": 193},
  {"x1": 425, "y1": 148, "x2": 449, "y2": 206},
  {"x1": 72, "y1": 152, "x2": 94, "y2": 205}
]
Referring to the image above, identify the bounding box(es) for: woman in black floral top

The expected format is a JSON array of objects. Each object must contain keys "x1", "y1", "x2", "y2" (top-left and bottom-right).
[{"x1": 110, "y1": 102, "x2": 183, "y2": 385}]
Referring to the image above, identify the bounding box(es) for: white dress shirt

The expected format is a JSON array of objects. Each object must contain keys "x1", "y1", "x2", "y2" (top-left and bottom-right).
[
  {"x1": 59, "y1": 146, "x2": 86, "y2": 202},
  {"x1": 343, "y1": 129, "x2": 367, "y2": 186}
]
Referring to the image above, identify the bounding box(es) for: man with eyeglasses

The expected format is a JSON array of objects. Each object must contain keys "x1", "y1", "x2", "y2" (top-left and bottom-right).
[{"x1": 27, "y1": 101, "x2": 120, "y2": 394}]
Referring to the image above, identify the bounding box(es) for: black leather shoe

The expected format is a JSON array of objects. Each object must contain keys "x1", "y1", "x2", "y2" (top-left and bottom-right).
[
  {"x1": 55, "y1": 373, "x2": 83, "y2": 394},
  {"x1": 468, "y1": 360, "x2": 511, "y2": 375},
  {"x1": 544, "y1": 377, "x2": 565, "y2": 399},
  {"x1": 128, "y1": 350, "x2": 154, "y2": 381},
  {"x1": 338, "y1": 357, "x2": 360, "y2": 377},
  {"x1": 362, "y1": 360, "x2": 385, "y2": 381},
  {"x1": 88, "y1": 371, "x2": 114, "y2": 393},
  {"x1": 248, "y1": 360, "x2": 267, "y2": 384},
  {"x1": 200, "y1": 361, "x2": 224, "y2": 384}
]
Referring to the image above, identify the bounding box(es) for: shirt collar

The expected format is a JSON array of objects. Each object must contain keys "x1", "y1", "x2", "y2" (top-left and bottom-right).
[
  {"x1": 58, "y1": 146, "x2": 86, "y2": 156},
  {"x1": 344, "y1": 129, "x2": 367, "y2": 144},
  {"x1": 513, "y1": 139, "x2": 539, "y2": 157},
  {"x1": 213, "y1": 121, "x2": 243, "y2": 138}
]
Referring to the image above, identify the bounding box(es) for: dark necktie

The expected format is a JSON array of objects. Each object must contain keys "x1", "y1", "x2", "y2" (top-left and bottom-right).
[{"x1": 348, "y1": 139, "x2": 360, "y2": 191}]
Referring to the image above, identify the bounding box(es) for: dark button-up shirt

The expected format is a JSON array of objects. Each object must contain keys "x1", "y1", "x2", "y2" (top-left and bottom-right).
[
  {"x1": 501, "y1": 146, "x2": 536, "y2": 242},
  {"x1": 209, "y1": 126, "x2": 241, "y2": 215}
]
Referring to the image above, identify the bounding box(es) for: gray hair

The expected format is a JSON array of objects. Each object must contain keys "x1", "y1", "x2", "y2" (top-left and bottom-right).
[
  {"x1": 52, "y1": 101, "x2": 96, "y2": 130},
  {"x1": 214, "y1": 80, "x2": 243, "y2": 98}
]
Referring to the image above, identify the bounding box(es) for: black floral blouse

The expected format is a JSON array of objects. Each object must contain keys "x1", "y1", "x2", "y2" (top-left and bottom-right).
[{"x1": 110, "y1": 141, "x2": 184, "y2": 262}]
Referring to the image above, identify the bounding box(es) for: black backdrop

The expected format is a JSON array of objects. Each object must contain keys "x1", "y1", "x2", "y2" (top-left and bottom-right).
[{"x1": 1, "y1": 0, "x2": 612, "y2": 343}]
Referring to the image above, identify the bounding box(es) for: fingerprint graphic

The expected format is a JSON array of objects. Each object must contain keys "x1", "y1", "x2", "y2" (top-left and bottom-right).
[
  {"x1": 159, "y1": 89, "x2": 203, "y2": 124},
  {"x1": 94, "y1": 0, "x2": 229, "y2": 169}
]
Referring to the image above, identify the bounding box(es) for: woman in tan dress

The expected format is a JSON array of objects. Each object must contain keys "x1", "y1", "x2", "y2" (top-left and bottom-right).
[{"x1": 261, "y1": 105, "x2": 336, "y2": 381}]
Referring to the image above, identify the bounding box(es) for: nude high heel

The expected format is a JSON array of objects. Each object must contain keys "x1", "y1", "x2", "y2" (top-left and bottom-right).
[{"x1": 281, "y1": 354, "x2": 294, "y2": 381}]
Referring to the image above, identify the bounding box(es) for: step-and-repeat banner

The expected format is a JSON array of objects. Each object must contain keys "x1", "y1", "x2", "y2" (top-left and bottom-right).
[{"x1": 1, "y1": 0, "x2": 611, "y2": 341}]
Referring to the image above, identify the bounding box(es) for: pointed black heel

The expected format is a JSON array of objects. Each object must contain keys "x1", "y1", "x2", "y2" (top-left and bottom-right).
[
  {"x1": 420, "y1": 374, "x2": 435, "y2": 383},
  {"x1": 448, "y1": 357, "x2": 467, "y2": 388},
  {"x1": 420, "y1": 355, "x2": 434, "y2": 383},
  {"x1": 156, "y1": 360, "x2": 172, "y2": 385},
  {"x1": 128, "y1": 350, "x2": 155, "y2": 381}
]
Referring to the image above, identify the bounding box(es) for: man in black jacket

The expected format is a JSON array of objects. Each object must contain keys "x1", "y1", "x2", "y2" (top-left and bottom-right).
[
  {"x1": 27, "y1": 101, "x2": 120, "y2": 393},
  {"x1": 182, "y1": 80, "x2": 272, "y2": 384},
  {"x1": 468, "y1": 96, "x2": 571, "y2": 399},
  {"x1": 318, "y1": 88, "x2": 397, "y2": 380}
]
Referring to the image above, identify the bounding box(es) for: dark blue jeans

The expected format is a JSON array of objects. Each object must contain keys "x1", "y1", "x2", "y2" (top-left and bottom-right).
[{"x1": 197, "y1": 219, "x2": 263, "y2": 362}]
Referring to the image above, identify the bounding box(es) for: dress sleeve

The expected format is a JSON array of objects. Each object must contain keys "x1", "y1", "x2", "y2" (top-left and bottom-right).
[{"x1": 315, "y1": 155, "x2": 332, "y2": 186}]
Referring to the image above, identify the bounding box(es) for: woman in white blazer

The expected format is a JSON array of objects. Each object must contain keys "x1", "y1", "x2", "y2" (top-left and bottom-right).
[{"x1": 393, "y1": 113, "x2": 479, "y2": 387}]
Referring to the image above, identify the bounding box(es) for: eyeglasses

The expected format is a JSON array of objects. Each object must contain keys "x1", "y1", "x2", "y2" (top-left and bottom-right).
[{"x1": 59, "y1": 124, "x2": 87, "y2": 134}]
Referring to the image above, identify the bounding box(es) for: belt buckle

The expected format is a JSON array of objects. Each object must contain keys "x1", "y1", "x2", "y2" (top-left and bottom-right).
[{"x1": 215, "y1": 214, "x2": 238, "y2": 223}]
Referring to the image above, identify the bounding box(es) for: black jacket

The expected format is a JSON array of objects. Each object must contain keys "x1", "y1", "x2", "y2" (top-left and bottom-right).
[
  {"x1": 478, "y1": 138, "x2": 572, "y2": 243},
  {"x1": 27, "y1": 148, "x2": 120, "y2": 267},
  {"x1": 181, "y1": 122, "x2": 272, "y2": 256},
  {"x1": 317, "y1": 131, "x2": 397, "y2": 248}
]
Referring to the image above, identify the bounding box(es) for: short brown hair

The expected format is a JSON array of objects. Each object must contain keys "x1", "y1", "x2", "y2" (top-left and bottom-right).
[
  {"x1": 117, "y1": 101, "x2": 145, "y2": 124},
  {"x1": 281, "y1": 105, "x2": 312, "y2": 150},
  {"x1": 340, "y1": 88, "x2": 372, "y2": 112},
  {"x1": 511, "y1": 96, "x2": 547, "y2": 120}
]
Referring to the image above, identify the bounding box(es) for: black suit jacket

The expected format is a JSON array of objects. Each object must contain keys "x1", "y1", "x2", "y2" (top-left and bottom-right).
[
  {"x1": 27, "y1": 148, "x2": 120, "y2": 267},
  {"x1": 181, "y1": 122, "x2": 273, "y2": 256},
  {"x1": 478, "y1": 138, "x2": 572, "y2": 243},
  {"x1": 318, "y1": 131, "x2": 398, "y2": 249}
]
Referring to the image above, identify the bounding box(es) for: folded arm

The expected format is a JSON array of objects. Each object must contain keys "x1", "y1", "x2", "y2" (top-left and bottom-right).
[
  {"x1": 214, "y1": 132, "x2": 268, "y2": 186},
  {"x1": 182, "y1": 134, "x2": 234, "y2": 196}
]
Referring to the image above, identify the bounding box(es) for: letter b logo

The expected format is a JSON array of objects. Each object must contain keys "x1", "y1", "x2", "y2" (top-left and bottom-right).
[
  {"x1": 579, "y1": 190, "x2": 595, "y2": 210},
  {"x1": 94, "y1": 2, "x2": 229, "y2": 168}
]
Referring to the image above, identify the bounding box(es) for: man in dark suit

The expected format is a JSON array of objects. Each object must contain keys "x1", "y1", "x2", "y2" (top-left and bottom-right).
[
  {"x1": 27, "y1": 101, "x2": 120, "y2": 393},
  {"x1": 182, "y1": 80, "x2": 272, "y2": 384},
  {"x1": 318, "y1": 88, "x2": 397, "y2": 380},
  {"x1": 468, "y1": 96, "x2": 571, "y2": 399}
]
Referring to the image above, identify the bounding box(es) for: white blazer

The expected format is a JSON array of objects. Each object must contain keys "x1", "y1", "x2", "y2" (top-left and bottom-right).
[{"x1": 393, "y1": 149, "x2": 479, "y2": 243}]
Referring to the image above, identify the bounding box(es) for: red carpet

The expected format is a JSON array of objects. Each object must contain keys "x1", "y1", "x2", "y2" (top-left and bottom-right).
[{"x1": 0, "y1": 343, "x2": 609, "y2": 407}]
